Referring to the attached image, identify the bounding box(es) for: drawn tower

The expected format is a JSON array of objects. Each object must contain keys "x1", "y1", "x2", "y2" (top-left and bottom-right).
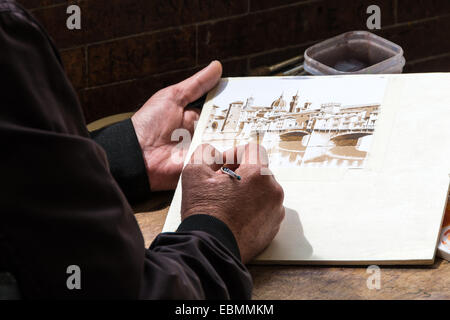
[
  {"x1": 289, "y1": 90, "x2": 299, "y2": 112},
  {"x1": 244, "y1": 96, "x2": 254, "y2": 109},
  {"x1": 221, "y1": 101, "x2": 243, "y2": 132}
]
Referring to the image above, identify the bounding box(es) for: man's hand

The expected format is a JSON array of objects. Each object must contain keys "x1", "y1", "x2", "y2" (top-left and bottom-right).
[
  {"x1": 131, "y1": 61, "x2": 222, "y2": 191},
  {"x1": 181, "y1": 143, "x2": 285, "y2": 263}
]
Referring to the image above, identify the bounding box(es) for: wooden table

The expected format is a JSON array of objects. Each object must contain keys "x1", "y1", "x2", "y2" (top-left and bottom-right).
[{"x1": 134, "y1": 191, "x2": 450, "y2": 300}]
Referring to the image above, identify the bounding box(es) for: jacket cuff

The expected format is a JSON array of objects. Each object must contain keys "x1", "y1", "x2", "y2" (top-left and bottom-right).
[
  {"x1": 90, "y1": 118, "x2": 151, "y2": 203},
  {"x1": 177, "y1": 214, "x2": 241, "y2": 261}
]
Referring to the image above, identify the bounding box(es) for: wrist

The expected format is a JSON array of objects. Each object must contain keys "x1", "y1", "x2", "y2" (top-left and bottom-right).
[
  {"x1": 130, "y1": 115, "x2": 146, "y2": 152},
  {"x1": 177, "y1": 214, "x2": 242, "y2": 260},
  {"x1": 130, "y1": 115, "x2": 162, "y2": 191},
  {"x1": 182, "y1": 208, "x2": 240, "y2": 248}
]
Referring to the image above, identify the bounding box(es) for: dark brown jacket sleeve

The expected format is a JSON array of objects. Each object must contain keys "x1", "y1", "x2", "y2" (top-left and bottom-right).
[
  {"x1": 0, "y1": 0, "x2": 252, "y2": 299},
  {"x1": 89, "y1": 119, "x2": 152, "y2": 203}
]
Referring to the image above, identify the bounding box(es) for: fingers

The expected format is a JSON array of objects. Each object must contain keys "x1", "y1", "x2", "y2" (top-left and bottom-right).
[
  {"x1": 240, "y1": 143, "x2": 269, "y2": 167},
  {"x1": 222, "y1": 143, "x2": 269, "y2": 168},
  {"x1": 221, "y1": 147, "x2": 241, "y2": 171},
  {"x1": 182, "y1": 108, "x2": 200, "y2": 134},
  {"x1": 173, "y1": 61, "x2": 223, "y2": 107},
  {"x1": 186, "y1": 142, "x2": 271, "y2": 180},
  {"x1": 187, "y1": 144, "x2": 223, "y2": 172}
]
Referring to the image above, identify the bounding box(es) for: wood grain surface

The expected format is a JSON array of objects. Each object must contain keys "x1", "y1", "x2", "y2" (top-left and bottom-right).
[{"x1": 134, "y1": 192, "x2": 450, "y2": 300}]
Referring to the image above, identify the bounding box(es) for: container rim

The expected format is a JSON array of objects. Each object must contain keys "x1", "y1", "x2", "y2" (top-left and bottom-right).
[{"x1": 304, "y1": 30, "x2": 405, "y2": 75}]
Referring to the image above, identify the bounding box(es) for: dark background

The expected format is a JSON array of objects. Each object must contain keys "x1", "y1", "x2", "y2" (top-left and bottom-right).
[{"x1": 17, "y1": 0, "x2": 450, "y2": 123}]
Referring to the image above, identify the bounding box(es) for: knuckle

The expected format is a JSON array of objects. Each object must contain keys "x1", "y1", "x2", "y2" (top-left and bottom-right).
[
  {"x1": 169, "y1": 85, "x2": 187, "y2": 105},
  {"x1": 274, "y1": 183, "x2": 284, "y2": 203},
  {"x1": 166, "y1": 85, "x2": 179, "y2": 97},
  {"x1": 184, "y1": 163, "x2": 203, "y2": 175},
  {"x1": 279, "y1": 206, "x2": 286, "y2": 222},
  {"x1": 192, "y1": 75, "x2": 205, "y2": 92},
  {"x1": 247, "y1": 165, "x2": 264, "y2": 179},
  {"x1": 182, "y1": 164, "x2": 196, "y2": 176}
]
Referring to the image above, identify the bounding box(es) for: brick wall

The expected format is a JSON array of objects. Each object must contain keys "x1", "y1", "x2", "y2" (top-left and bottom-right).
[{"x1": 17, "y1": 0, "x2": 450, "y2": 123}]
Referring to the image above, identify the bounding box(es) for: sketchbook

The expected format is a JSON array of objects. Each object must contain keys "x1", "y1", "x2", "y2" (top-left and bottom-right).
[{"x1": 163, "y1": 74, "x2": 450, "y2": 265}]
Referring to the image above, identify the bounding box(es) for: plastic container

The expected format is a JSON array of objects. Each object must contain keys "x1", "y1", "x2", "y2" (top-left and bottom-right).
[{"x1": 304, "y1": 31, "x2": 405, "y2": 75}]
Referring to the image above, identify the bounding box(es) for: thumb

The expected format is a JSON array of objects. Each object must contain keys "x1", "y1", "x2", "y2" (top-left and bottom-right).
[{"x1": 173, "y1": 61, "x2": 223, "y2": 107}]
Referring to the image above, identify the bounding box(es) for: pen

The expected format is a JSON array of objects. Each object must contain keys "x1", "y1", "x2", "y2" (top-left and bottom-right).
[{"x1": 221, "y1": 167, "x2": 241, "y2": 180}]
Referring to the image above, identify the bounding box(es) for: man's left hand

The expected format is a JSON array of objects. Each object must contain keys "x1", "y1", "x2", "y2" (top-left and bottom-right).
[{"x1": 131, "y1": 61, "x2": 222, "y2": 191}]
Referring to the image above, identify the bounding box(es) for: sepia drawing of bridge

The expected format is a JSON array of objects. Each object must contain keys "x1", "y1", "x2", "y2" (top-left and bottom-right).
[
  {"x1": 203, "y1": 92, "x2": 381, "y2": 168},
  {"x1": 278, "y1": 126, "x2": 375, "y2": 146}
]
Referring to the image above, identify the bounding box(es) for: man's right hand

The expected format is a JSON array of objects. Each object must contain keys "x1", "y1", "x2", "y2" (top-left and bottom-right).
[{"x1": 181, "y1": 143, "x2": 285, "y2": 263}]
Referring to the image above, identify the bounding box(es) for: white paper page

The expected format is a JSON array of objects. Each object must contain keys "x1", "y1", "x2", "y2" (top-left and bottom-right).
[{"x1": 163, "y1": 74, "x2": 450, "y2": 265}]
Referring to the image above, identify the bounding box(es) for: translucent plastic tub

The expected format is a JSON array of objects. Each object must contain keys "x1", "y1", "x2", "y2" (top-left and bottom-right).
[{"x1": 304, "y1": 31, "x2": 405, "y2": 75}]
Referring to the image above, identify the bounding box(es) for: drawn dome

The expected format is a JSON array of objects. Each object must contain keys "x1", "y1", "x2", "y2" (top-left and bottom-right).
[{"x1": 271, "y1": 93, "x2": 286, "y2": 109}]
